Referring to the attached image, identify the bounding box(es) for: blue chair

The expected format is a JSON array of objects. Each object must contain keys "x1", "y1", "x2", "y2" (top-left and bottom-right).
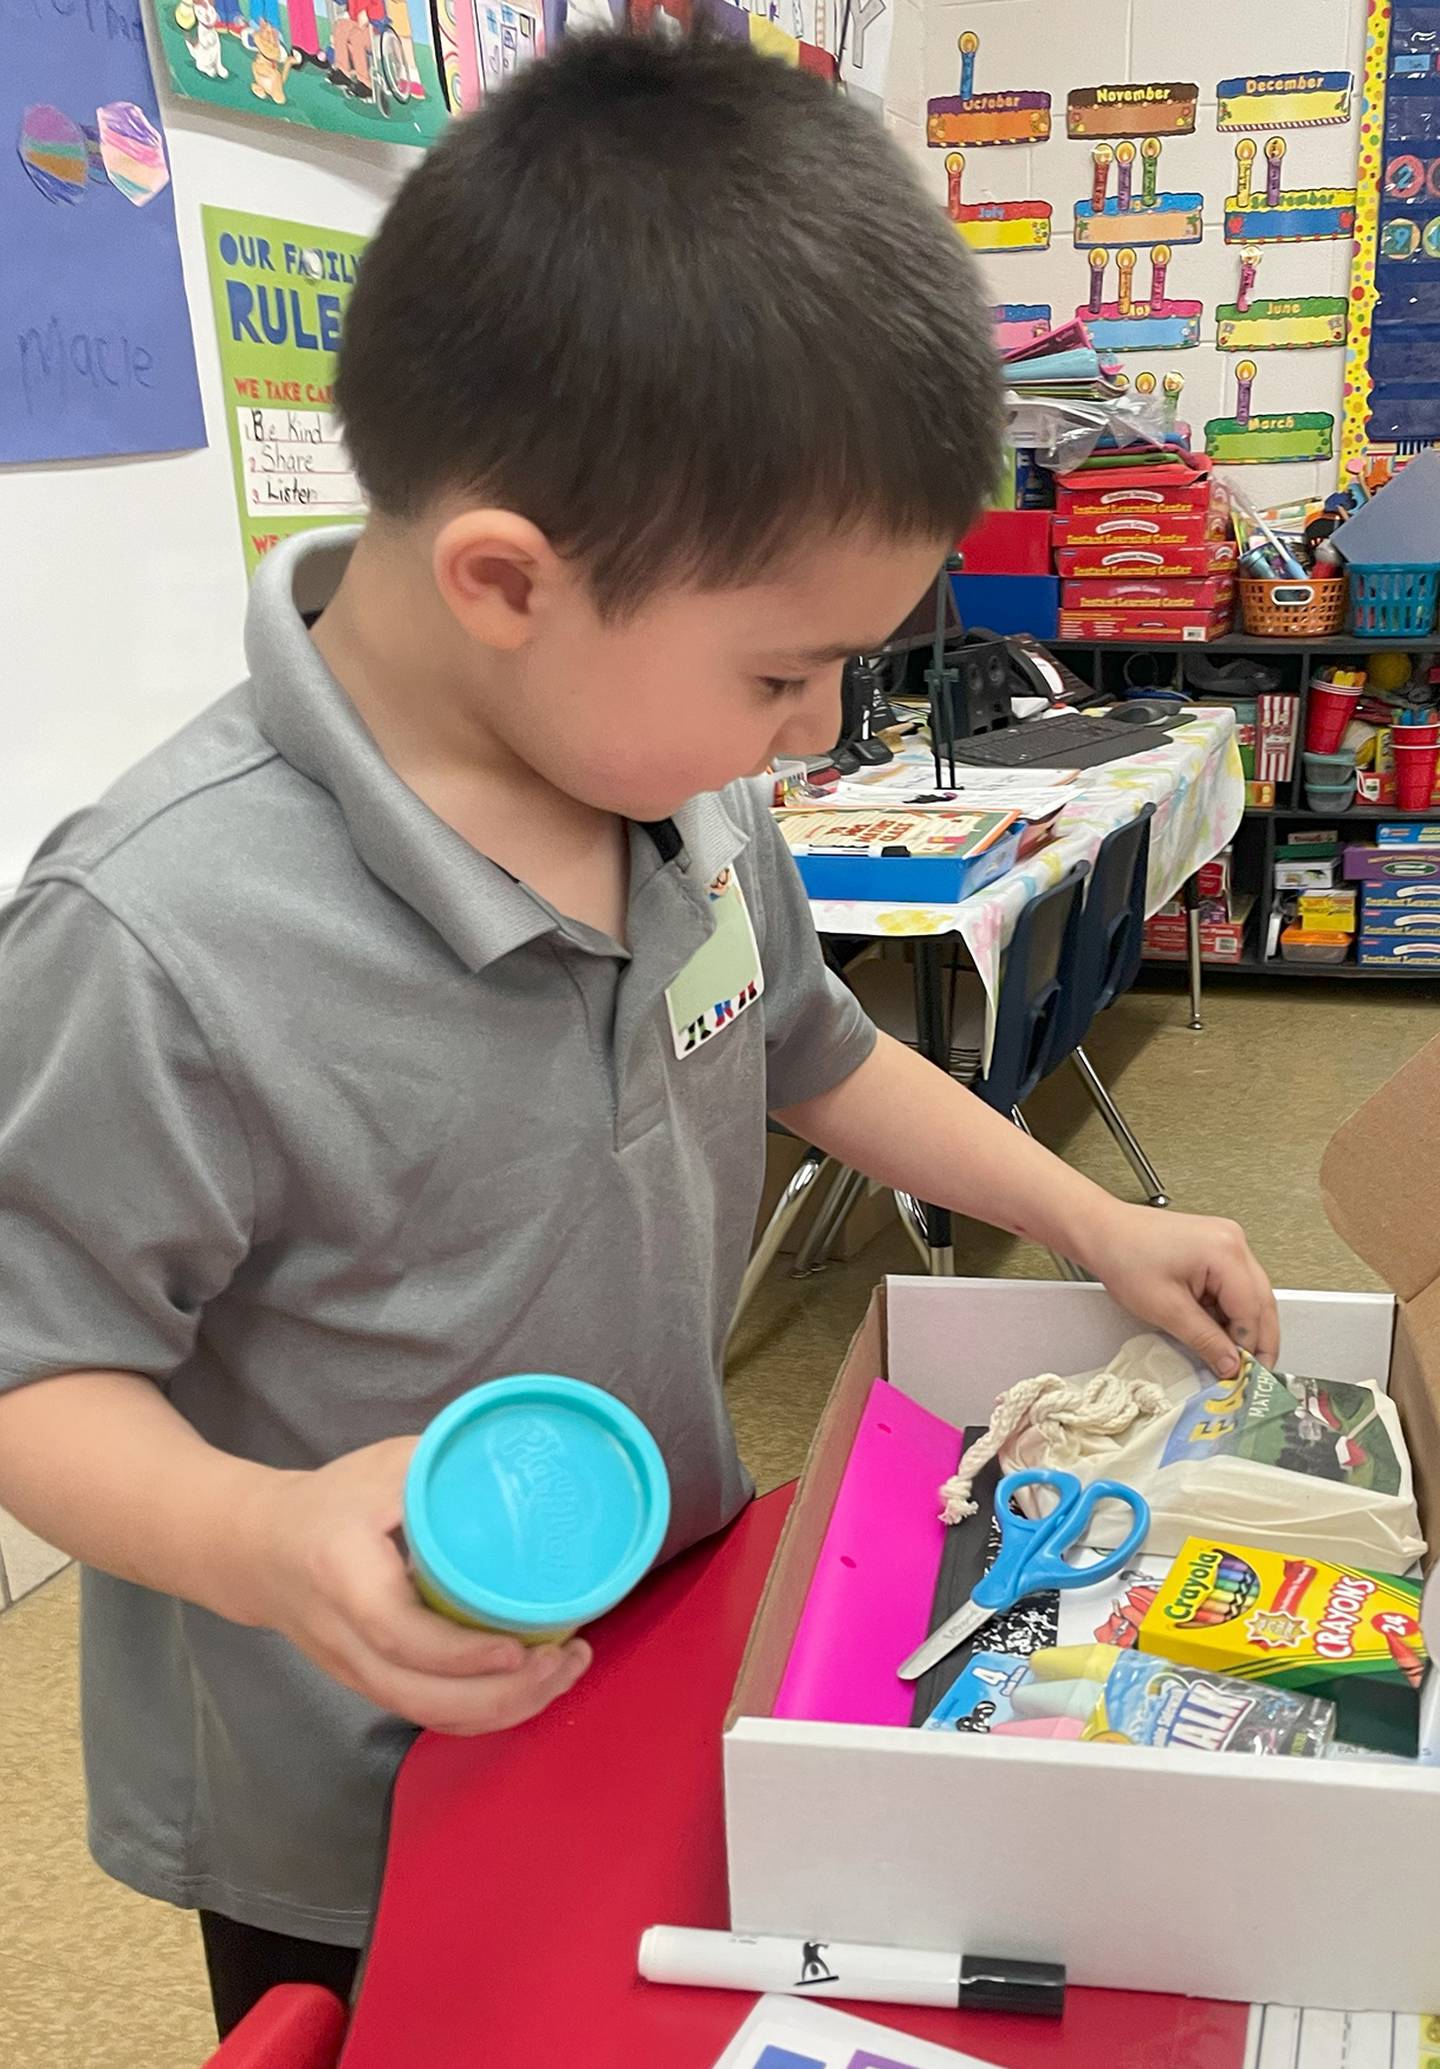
[
  {"x1": 836, "y1": 865, "x2": 1090, "y2": 1274},
  {"x1": 1060, "y1": 804, "x2": 1169, "y2": 1207}
]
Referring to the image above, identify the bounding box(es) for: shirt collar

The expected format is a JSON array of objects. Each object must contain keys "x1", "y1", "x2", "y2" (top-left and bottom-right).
[{"x1": 244, "y1": 528, "x2": 749, "y2": 969}]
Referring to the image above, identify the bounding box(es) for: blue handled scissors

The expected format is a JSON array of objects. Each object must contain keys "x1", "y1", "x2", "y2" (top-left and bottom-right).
[{"x1": 897, "y1": 1466, "x2": 1151, "y2": 1682}]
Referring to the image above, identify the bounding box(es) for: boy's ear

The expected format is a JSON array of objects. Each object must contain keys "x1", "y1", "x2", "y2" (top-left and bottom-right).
[{"x1": 431, "y1": 509, "x2": 562, "y2": 651}]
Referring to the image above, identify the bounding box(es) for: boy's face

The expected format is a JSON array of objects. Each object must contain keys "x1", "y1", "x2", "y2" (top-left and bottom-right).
[{"x1": 465, "y1": 529, "x2": 950, "y2": 823}]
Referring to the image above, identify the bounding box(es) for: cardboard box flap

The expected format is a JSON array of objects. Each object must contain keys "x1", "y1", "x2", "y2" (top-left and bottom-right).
[{"x1": 1320, "y1": 1031, "x2": 1440, "y2": 1304}]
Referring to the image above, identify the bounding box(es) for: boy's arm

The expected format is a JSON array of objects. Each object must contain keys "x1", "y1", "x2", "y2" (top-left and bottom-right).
[
  {"x1": 0, "y1": 885, "x2": 586, "y2": 1732},
  {"x1": 775, "y1": 1030, "x2": 1278, "y2": 1378},
  {"x1": 0, "y1": 1370, "x2": 588, "y2": 1732}
]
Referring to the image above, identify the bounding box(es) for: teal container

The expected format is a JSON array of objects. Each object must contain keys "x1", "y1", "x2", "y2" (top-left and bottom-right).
[{"x1": 404, "y1": 1376, "x2": 671, "y2": 1641}]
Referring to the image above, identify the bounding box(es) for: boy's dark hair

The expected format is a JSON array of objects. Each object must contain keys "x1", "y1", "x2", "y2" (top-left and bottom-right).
[{"x1": 337, "y1": 32, "x2": 1003, "y2": 613}]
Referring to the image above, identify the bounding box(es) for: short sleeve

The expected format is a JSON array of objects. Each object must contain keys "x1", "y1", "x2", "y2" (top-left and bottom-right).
[
  {"x1": 0, "y1": 883, "x2": 253, "y2": 1390},
  {"x1": 735, "y1": 790, "x2": 878, "y2": 1112}
]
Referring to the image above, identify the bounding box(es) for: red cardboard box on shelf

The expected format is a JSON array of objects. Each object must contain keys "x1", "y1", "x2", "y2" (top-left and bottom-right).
[
  {"x1": 955, "y1": 509, "x2": 1053, "y2": 576},
  {"x1": 1054, "y1": 456, "x2": 1217, "y2": 520},
  {"x1": 1058, "y1": 605, "x2": 1233, "y2": 643},
  {"x1": 1055, "y1": 540, "x2": 1238, "y2": 580},
  {"x1": 1144, "y1": 894, "x2": 1254, "y2": 963},
  {"x1": 1052, "y1": 510, "x2": 1230, "y2": 549},
  {"x1": 1196, "y1": 850, "x2": 1232, "y2": 906},
  {"x1": 1061, "y1": 575, "x2": 1236, "y2": 614}
]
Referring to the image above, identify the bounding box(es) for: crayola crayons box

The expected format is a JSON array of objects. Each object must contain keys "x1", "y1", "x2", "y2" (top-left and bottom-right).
[{"x1": 1139, "y1": 1536, "x2": 1426, "y2": 1754}]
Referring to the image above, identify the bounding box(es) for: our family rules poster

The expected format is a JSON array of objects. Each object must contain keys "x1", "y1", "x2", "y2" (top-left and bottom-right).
[{"x1": 203, "y1": 206, "x2": 367, "y2": 573}]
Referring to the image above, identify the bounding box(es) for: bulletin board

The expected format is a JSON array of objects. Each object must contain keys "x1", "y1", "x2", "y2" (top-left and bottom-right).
[
  {"x1": 920, "y1": 0, "x2": 1369, "y2": 511},
  {"x1": 1339, "y1": 0, "x2": 1440, "y2": 470}
]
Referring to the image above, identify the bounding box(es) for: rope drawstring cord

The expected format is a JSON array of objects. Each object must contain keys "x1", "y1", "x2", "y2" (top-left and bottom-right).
[{"x1": 937, "y1": 1366, "x2": 1169, "y2": 1525}]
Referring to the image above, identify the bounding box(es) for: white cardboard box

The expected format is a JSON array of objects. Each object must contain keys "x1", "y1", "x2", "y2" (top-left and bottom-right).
[{"x1": 726, "y1": 1023, "x2": 1440, "y2": 2018}]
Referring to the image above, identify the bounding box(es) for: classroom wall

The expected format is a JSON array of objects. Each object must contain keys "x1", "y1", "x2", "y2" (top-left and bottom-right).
[
  {"x1": 1, "y1": 103, "x2": 410, "y2": 891},
  {"x1": 2, "y1": 12, "x2": 927, "y2": 893},
  {"x1": 904, "y1": 0, "x2": 1368, "y2": 510}
]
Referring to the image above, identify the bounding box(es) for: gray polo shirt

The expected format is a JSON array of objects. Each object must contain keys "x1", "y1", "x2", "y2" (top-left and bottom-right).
[{"x1": 0, "y1": 528, "x2": 875, "y2": 1943}]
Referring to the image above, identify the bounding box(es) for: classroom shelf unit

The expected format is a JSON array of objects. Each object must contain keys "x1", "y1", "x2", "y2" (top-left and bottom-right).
[{"x1": 1051, "y1": 632, "x2": 1440, "y2": 984}]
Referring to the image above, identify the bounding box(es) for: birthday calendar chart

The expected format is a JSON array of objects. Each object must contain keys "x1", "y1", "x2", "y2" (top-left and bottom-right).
[{"x1": 927, "y1": 19, "x2": 1362, "y2": 494}]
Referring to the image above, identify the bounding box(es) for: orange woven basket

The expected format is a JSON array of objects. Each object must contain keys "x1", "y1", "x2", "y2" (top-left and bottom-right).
[{"x1": 1238, "y1": 575, "x2": 1347, "y2": 637}]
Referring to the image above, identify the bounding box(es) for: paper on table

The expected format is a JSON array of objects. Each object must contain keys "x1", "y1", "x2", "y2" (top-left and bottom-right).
[
  {"x1": 714, "y1": 1996, "x2": 1004, "y2": 2069},
  {"x1": 1244, "y1": 2003, "x2": 1439, "y2": 2068},
  {"x1": 811, "y1": 760, "x2": 1078, "y2": 821}
]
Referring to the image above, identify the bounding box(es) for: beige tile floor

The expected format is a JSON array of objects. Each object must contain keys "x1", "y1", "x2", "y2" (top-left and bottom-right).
[{"x1": 1, "y1": 973, "x2": 1435, "y2": 2068}]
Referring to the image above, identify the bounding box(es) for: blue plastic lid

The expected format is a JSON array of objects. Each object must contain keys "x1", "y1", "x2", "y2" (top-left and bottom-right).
[{"x1": 404, "y1": 1376, "x2": 671, "y2": 1630}]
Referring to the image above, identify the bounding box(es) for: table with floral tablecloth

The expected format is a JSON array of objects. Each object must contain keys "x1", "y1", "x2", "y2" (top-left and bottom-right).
[{"x1": 799, "y1": 706, "x2": 1244, "y2": 1052}]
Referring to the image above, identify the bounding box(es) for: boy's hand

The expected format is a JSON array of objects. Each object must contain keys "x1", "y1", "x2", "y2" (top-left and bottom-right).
[
  {"x1": 1077, "y1": 1201, "x2": 1279, "y2": 1379},
  {"x1": 235, "y1": 1436, "x2": 591, "y2": 1734}
]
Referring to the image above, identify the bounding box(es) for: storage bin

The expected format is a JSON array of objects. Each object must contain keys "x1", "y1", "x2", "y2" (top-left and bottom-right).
[
  {"x1": 1348, "y1": 563, "x2": 1440, "y2": 639},
  {"x1": 949, "y1": 573, "x2": 1059, "y2": 640},
  {"x1": 954, "y1": 510, "x2": 1053, "y2": 576},
  {"x1": 1305, "y1": 774, "x2": 1357, "y2": 813},
  {"x1": 1280, "y1": 924, "x2": 1352, "y2": 964},
  {"x1": 791, "y1": 822, "x2": 1023, "y2": 904},
  {"x1": 1239, "y1": 575, "x2": 1347, "y2": 637}
]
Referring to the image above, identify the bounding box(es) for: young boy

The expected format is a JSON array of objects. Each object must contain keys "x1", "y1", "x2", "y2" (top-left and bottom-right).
[{"x1": 0, "y1": 32, "x2": 1276, "y2": 2038}]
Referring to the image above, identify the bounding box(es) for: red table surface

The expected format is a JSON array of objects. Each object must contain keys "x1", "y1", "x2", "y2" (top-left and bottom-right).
[{"x1": 340, "y1": 1488, "x2": 1249, "y2": 2069}]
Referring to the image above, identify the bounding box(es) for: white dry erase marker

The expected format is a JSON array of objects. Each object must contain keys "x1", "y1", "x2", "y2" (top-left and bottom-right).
[{"x1": 637, "y1": 1927, "x2": 1065, "y2": 2016}]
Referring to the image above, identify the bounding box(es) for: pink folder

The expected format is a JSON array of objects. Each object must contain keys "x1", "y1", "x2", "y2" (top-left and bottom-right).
[{"x1": 774, "y1": 1377, "x2": 963, "y2": 1727}]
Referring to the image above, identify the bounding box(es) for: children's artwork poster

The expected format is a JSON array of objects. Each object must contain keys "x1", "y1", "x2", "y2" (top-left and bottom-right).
[
  {"x1": 202, "y1": 207, "x2": 367, "y2": 573},
  {"x1": 642, "y1": 0, "x2": 891, "y2": 113},
  {"x1": 153, "y1": 0, "x2": 450, "y2": 147},
  {"x1": 3, "y1": 0, "x2": 205, "y2": 463},
  {"x1": 434, "y1": 0, "x2": 464, "y2": 110},
  {"x1": 1341, "y1": 0, "x2": 1440, "y2": 470},
  {"x1": 454, "y1": 0, "x2": 546, "y2": 110}
]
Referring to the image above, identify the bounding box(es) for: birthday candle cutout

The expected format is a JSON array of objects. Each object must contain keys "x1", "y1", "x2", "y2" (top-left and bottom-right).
[{"x1": 1235, "y1": 358, "x2": 1256, "y2": 426}]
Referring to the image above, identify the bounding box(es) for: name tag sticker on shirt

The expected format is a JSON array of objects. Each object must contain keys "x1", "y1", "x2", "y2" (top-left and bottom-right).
[{"x1": 665, "y1": 867, "x2": 765, "y2": 1059}]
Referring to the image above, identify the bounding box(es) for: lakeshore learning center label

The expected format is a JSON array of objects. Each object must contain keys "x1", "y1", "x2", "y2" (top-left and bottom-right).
[{"x1": 203, "y1": 206, "x2": 367, "y2": 573}]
